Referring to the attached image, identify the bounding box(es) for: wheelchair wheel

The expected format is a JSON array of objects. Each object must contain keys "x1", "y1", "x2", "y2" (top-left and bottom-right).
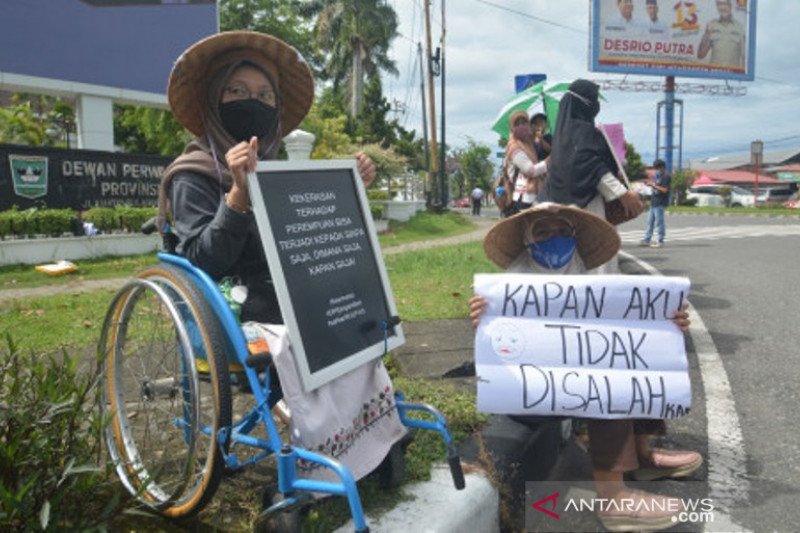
[{"x1": 100, "y1": 264, "x2": 232, "y2": 518}]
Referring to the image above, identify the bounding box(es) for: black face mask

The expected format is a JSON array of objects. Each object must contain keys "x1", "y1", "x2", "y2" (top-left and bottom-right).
[{"x1": 219, "y1": 99, "x2": 278, "y2": 142}]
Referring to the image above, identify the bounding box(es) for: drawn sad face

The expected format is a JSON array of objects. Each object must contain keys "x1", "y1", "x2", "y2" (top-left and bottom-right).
[{"x1": 490, "y1": 321, "x2": 525, "y2": 360}]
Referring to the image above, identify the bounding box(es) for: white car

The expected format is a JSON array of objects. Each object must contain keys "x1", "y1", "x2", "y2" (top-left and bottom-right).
[{"x1": 686, "y1": 184, "x2": 755, "y2": 207}]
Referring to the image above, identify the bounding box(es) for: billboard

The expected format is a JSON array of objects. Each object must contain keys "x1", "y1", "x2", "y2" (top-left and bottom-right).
[
  {"x1": 590, "y1": 0, "x2": 756, "y2": 81},
  {"x1": 0, "y1": 0, "x2": 217, "y2": 100}
]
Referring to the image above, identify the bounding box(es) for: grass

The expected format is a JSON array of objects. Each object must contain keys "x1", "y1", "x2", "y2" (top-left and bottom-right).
[
  {"x1": 385, "y1": 241, "x2": 502, "y2": 321},
  {"x1": 0, "y1": 290, "x2": 115, "y2": 353},
  {"x1": 667, "y1": 205, "x2": 800, "y2": 216},
  {"x1": 378, "y1": 210, "x2": 476, "y2": 248},
  {"x1": 0, "y1": 253, "x2": 155, "y2": 290}
]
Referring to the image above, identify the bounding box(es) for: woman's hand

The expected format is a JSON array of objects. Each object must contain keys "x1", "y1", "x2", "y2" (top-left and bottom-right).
[
  {"x1": 468, "y1": 295, "x2": 488, "y2": 328},
  {"x1": 618, "y1": 190, "x2": 644, "y2": 218},
  {"x1": 225, "y1": 137, "x2": 257, "y2": 208},
  {"x1": 672, "y1": 303, "x2": 690, "y2": 332},
  {"x1": 356, "y1": 152, "x2": 377, "y2": 188}
]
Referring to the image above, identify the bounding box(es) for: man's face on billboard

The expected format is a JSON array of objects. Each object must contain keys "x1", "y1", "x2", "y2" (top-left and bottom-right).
[
  {"x1": 618, "y1": 0, "x2": 633, "y2": 20},
  {"x1": 647, "y1": 2, "x2": 658, "y2": 22},
  {"x1": 716, "y1": 0, "x2": 733, "y2": 20}
]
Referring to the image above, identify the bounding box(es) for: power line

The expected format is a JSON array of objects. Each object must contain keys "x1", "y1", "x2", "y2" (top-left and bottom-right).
[{"x1": 473, "y1": 0, "x2": 585, "y2": 34}]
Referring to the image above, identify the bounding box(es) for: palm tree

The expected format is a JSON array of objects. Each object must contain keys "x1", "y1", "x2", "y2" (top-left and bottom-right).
[{"x1": 302, "y1": 0, "x2": 399, "y2": 118}]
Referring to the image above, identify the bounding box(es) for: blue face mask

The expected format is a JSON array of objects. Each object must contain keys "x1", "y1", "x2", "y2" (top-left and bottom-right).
[{"x1": 528, "y1": 235, "x2": 577, "y2": 269}]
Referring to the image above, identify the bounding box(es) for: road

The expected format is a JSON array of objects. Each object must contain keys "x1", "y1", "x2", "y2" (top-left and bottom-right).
[{"x1": 529, "y1": 212, "x2": 799, "y2": 532}]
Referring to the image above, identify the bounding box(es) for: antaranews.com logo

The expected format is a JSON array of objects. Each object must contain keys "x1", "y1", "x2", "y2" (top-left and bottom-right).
[{"x1": 526, "y1": 481, "x2": 715, "y2": 532}]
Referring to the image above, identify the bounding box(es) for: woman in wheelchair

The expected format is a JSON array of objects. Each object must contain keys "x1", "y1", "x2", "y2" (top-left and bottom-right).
[{"x1": 156, "y1": 31, "x2": 411, "y2": 486}]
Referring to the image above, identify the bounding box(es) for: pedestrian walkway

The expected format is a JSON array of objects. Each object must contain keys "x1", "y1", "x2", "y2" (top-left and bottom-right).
[
  {"x1": 618, "y1": 223, "x2": 800, "y2": 245},
  {"x1": 0, "y1": 215, "x2": 501, "y2": 304}
]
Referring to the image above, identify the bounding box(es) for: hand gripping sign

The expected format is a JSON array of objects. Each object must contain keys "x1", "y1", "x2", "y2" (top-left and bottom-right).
[{"x1": 474, "y1": 273, "x2": 691, "y2": 419}]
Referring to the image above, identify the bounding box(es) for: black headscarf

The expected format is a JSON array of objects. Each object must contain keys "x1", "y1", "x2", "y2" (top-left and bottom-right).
[{"x1": 541, "y1": 79, "x2": 619, "y2": 208}]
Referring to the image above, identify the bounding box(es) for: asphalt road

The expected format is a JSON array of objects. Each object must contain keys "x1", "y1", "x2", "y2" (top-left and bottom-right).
[{"x1": 618, "y1": 213, "x2": 800, "y2": 532}]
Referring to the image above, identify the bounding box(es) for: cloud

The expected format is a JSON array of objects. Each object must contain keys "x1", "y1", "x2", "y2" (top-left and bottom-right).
[{"x1": 384, "y1": 0, "x2": 800, "y2": 166}]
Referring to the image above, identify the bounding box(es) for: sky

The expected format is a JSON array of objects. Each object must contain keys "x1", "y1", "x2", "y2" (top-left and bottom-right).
[{"x1": 381, "y1": 0, "x2": 800, "y2": 168}]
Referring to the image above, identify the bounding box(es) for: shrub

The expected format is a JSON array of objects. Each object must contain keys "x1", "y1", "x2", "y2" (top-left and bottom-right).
[
  {"x1": 116, "y1": 206, "x2": 157, "y2": 233},
  {"x1": 0, "y1": 335, "x2": 125, "y2": 530},
  {"x1": 679, "y1": 197, "x2": 698, "y2": 207},
  {"x1": 35, "y1": 208, "x2": 73, "y2": 237},
  {"x1": 370, "y1": 202, "x2": 385, "y2": 220},
  {"x1": 0, "y1": 211, "x2": 12, "y2": 239},
  {"x1": 83, "y1": 207, "x2": 118, "y2": 233}
]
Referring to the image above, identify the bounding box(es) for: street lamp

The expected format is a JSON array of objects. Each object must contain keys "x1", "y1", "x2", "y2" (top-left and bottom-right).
[{"x1": 751, "y1": 140, "x2": 763, "y2": 207}]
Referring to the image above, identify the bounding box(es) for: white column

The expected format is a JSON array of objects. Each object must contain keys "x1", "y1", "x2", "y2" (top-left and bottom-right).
[
  {"x1": 283, "y1": 129, "x2": 316, "y2": 160},
  {"x1": 76, "y1": 94, "x2": 114, "y2": 152}
]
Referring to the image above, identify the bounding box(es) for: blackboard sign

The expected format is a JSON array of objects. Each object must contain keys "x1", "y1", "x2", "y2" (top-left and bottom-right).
[{"x1": 248, "y1": 160, "x2": 404, "y2": 392}]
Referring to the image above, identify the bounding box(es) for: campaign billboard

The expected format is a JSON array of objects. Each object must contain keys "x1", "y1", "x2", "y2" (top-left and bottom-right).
[
  {"x1": 590, "y1": 0, "x2": 756, "y2": 81},
  {"x1": 0, "y1": 0, "x2": 218, "y2": 100}
]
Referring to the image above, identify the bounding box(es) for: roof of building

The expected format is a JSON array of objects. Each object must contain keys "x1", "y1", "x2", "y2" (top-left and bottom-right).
[
  {"x1": 695, "y1": 170, "x2": 782, "y2": 185},
  {"x1": 688, "y1": 148, "x2": 800, "y2": 171}
]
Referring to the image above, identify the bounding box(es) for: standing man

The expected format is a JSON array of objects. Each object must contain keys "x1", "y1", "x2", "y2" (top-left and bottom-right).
[
  {"x1": 471, "y1": 185, "x2": 484, "y2": 216},
  {"x1": 697, "y1": 0, "x2": 746, "y2": 69},
  {"x1": 640, "y1": 159, "x2": 671, "y2": 248}
]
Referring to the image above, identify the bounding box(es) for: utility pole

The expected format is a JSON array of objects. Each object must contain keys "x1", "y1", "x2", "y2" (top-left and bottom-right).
[
  {"x1": 417, "y1": 43, "x2": 431, "y2": 189},
  {"x1": 423, "y1": 0, "x2": 439, "y2": 207},
  {"x1": 439, "y1": 0, "x2": 447, "y2": 208}
]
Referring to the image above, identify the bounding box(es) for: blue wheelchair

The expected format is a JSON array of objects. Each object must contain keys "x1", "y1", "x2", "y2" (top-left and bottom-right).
[{"x1": 99, "y1": 242, "x2": 464, "y2": 530}]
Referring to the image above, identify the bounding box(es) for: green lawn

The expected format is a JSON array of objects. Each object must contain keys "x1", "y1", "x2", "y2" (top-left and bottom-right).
[
  {"x1": 378, "y1": 210, "x2": 476, "y2": 248},
  {"x1": 385, "y1": 241, "x2": 502, "y2": 321}
]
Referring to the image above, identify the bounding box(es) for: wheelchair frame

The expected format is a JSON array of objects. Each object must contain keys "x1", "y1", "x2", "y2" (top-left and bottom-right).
[{"x1": 100, "y1": 252, "x2": 464, "y2": 531}]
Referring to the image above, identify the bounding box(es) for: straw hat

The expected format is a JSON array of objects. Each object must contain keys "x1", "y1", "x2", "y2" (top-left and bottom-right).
[
  {"x1": 168, "y1": 31, "x2": 314, "y2": 137},
  {"x1": 484, "y1": 203, "x2": 621, "y2": 270}
]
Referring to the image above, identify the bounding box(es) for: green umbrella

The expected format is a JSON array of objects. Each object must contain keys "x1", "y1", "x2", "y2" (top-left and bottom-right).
[{"x1": 490, "y1": 82, "x2": 574, "y2": 140}]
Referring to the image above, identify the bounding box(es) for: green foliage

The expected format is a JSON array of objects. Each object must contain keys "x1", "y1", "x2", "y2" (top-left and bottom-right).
[
  {"x1": 82, "y1": 207, "x2": 118, "y2": 233},
  {"x1": 450, "y1": 140, "x2": 494, "y2": 199},
  {"x1": 0, "y1": 94, "x2": 75, "y2": 148},
  {"x1": 369, "y1": 203, "x2": 385, "y2": 219},
  {"x1": 219, "y1": 0, "x2": 320, "y2": 72},
  {"x1": 351, "y1": 75, "x2": 397, "y2": 146},
  {"x1": 0, "y1": 335, "x2": 123, "y2": 530},
  {"x1": 0, "y1": 100, "x2": 47, "y2": 147},
  {"x1": 624, "y1": 142, "x2": 646, "y2": 180},
  {"x1": 113, "y1": 105, "x2": 189, "y2": 157},
  {"x1": 32, "y1": 208, "x2": 73, "y2": 237},
  {"x1": 115, "y1": 206, "x2": 157, "y2": 233},
  {"x1": 671, "y1": 169, "x2": 697, "y2": 205},
  {"x1": 352, "y1": 143, "x2": 409, "y2": 193},
  {"x1": 303, "y1": 0, "x2": 399, "y2": 117}
]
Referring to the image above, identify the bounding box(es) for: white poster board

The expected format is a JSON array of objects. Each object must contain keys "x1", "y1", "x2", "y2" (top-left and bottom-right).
[{"x1": 475, "y1": 273, "x2": 691, "y2": 419}]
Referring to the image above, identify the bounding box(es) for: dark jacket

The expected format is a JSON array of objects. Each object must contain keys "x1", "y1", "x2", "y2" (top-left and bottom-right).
[{"x1": 169, "y1": 171, "x2": 282, "y2": 324}]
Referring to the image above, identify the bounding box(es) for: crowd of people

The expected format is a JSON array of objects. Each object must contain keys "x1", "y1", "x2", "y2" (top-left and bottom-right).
[{"x1": 158, "y1": 26, "x2": 697, "y2": 532}]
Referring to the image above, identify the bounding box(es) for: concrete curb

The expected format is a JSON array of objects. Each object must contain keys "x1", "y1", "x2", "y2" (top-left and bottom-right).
[{"x1": 334, "y1": 466, "x2": 499, "y2": 533}]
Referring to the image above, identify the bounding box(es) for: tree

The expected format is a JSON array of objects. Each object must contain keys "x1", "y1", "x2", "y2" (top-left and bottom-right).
[
  {"x1": 219, "y1": 0, "x2": 320, "y2": 70},
  {"x1": 0, "y1": 94, "x2": 71, "y2": 147},
  {"x1": 450, "y1": 140, "x2": 494, "y2": 199},
  {"x1": 114, "y1": 105, "x2": 190, "y2": 157},
  {"x1": 671, "y1": 169, "x2": 698, "y2": 205},
  {"x1": 302, "y1": 0, "x2": 399, "y2": 117},
  {"x1": 624, "y1": 142, "x2": 646, "y2": 180},
  {"x1": 350, "y1": 75, "x2": 397, "y2": 146}
]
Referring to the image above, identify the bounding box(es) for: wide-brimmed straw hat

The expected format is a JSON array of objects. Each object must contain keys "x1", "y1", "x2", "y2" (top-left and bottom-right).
[
  {"x1": 484, "y1": 203, "x2": 620, "y2": 270},
  {"x1": 168, "y1": 31, "x2": 314, "y2": 137}
]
